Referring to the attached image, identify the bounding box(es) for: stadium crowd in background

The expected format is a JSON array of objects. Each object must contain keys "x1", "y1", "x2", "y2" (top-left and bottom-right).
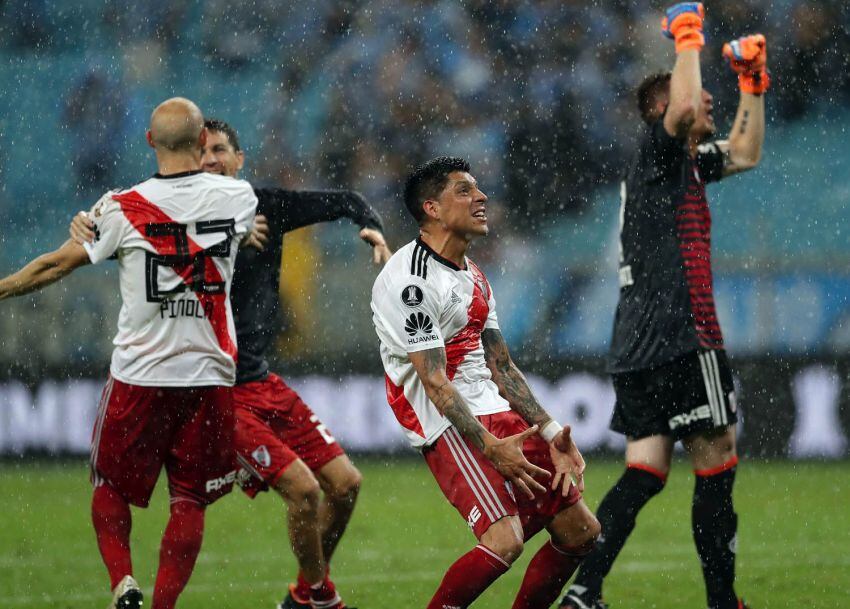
[
  {"x1": 0, "y1": 1, "x2": 848, "y2": 374},
  {"x1": 2, "y1": 1, "x2": 848, "y2": 218}
]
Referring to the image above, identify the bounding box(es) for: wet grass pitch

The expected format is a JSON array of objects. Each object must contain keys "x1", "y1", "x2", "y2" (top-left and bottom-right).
[{"x1": 1, "y1": 458, "x2": 847, "y2": 608}]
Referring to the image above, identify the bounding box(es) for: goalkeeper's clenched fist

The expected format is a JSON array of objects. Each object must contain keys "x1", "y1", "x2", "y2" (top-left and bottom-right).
[
  {"x1": 661, "y1": 2, "x2": 705, "y2": 53},
  {"x1": 723, "y1": 34, "x2": 770, "y2": 95}
]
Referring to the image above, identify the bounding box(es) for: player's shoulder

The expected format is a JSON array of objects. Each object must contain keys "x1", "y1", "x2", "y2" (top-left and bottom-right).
[
  {"x1": 696, "y1": 140, "x2": 725, "y2": 156},
  {"x1": 373, "y1": 240, "x2": 437, "y2": 298},
  {"x1": 374, "y1": 240, "x2": 416, "y2": 287},
  {"x1": 89, "y1": 187, "x2": 129, "y2": 217},
  {"x1": 200, "y1": 172, "x2": 255, "y2": 195}
]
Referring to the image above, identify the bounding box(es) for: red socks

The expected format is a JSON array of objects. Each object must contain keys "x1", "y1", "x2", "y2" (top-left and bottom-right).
[
  {"x1": 512, "y1": 540, "x2": 589, "y2": 609},
  {"x1": 294, "y1": 570, "x2": 342, "y2": 608},
  {"x1": 152, "y1": 500, "x2": 206, "y2": 609},
  {"x1": 92, "y1": 483, "x2": 133, "y2": 590},
  {"x1": 293, "y1": 571, "x2": 313, "y2": 603},
  {"x1": 427, "y1": 545, "x2": 510, "y2": 609}
]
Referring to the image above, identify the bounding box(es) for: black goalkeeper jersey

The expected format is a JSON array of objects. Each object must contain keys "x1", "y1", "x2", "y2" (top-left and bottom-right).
[
  {"x1": 232, "y1": 188, "x2": 383, "y2": 384},
  {"x1": 608, "y1": 120, "x2": 726, "y2": 373}
]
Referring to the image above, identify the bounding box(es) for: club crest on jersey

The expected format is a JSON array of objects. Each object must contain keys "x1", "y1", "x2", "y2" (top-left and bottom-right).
[
  {"x1": 401, "y1": 284, "x2": 424, "y2": 307},
  {"x1": 404, "y1": 312, "x2": 438, "y2": 345},
  {"x1": 251, "y1": 445, "x2": 271, "y2": 468}
]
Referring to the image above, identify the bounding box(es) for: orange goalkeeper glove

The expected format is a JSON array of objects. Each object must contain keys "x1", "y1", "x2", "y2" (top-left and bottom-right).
[
  {"x1": 723, "y1": 34, "x2": 770, "y2": 95},
  {"x1": 661, "y1": 2, "x2": 705, "y2": 53}
]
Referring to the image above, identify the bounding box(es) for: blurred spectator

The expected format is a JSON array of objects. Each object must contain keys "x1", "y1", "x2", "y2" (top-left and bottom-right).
[
  {"x1": 1, "y1": 0, "x2": 52, "y2": 50},
  {"x1": 63, "y1": 68, "x2": 129, "y2": 192}
]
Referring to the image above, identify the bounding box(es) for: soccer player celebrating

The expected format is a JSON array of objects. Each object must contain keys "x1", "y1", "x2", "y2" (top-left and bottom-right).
[
  {"x1": 0, "y1": 98, "x2": 258, "y2": 609},
  {"x1": 371, "y1": 156, "x2": 600, "y2": 609},
  {"x1": 72, "y1": 118, "x2": 389, "y2": 609},
  {"x1": 560, "y1": 5, "x2": 766, "y2": 609}
]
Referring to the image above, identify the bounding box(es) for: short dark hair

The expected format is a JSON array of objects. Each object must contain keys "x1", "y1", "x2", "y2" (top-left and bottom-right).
[
  {"x1": 403, "y1": 156, "x2": 471, "y2": 224},
  {"x1": 204, "y1": 118, "x2": 241, "y2": 152},
  {"x1": 636, "y1": 72, "x2": 672, "y2": 125}
]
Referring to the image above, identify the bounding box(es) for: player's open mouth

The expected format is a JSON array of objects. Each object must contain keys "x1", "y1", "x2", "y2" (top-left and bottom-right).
[{"x1": 472, "y1": 209, "x2": 486, "y2": 221}]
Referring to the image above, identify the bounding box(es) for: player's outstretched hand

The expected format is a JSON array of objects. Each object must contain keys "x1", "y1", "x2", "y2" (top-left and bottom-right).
[
  {"x1": 484, "y1": 424, "x2": 550, "y2": 500},
  {"x1": 359, "y1": 227, "x2": 392, "y2": 265},
  {"x1": 241, "y1": 214, "x2": 269, "y2": 251},
  {"x1": 723, "y1": 34, "x2": 770, "y2": 95},
  {"x1": 69, "y1": 211, "x2": 96, "y2": 244},
  {"x1": 549, "y1": 425, "x2": 586, "y2": 495}
]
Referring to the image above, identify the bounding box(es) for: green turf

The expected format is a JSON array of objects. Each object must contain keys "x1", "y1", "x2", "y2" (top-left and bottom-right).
[{"x1": 0, "y1": 458, "x2": 847, "y2": 608}]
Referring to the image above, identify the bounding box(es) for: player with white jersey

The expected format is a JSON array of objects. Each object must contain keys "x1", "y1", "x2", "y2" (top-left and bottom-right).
[
  {"x1": 0, "y1": 98, "x2": 257, "y2": 609},
  {"x1": 85, "y1": 171, "x2": 254, "y2": 386},
  {"x1": 371, "y1": 157, "x2": 600, "y2": 609},
  {"x1": 375, "y1": 239, "x2": 510, "y2": 448}
]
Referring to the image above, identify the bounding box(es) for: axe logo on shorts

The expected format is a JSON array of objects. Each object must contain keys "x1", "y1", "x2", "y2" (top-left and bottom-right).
[
  {"x1": 205, "y1": 469, "x2": 237, "y2": 493},
  {"x1": 251, "y1": 445, "x2": 271, "y2": 468}
]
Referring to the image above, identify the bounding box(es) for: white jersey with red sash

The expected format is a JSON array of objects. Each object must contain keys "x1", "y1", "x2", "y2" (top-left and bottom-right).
[
  {"x1": 83, "y1": 170, "x2": 257, "y2": 387},
  {"x1": 371, "y1": 238, "x2": 510, "y2": 449}
]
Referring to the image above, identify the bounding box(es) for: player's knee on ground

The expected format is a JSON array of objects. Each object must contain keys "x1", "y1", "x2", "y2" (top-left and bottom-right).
[{"x1": 481, "y1": 517, "x2": 524, "y2": 564}]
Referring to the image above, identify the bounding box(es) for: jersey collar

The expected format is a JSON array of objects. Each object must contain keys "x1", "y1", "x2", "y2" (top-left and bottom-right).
[
  {"x1": 153, "y1": 169, "x2": 204, "y2": 179},
  {"x1": 415, "y1": 237, "x2": 466, "y2": 271}
]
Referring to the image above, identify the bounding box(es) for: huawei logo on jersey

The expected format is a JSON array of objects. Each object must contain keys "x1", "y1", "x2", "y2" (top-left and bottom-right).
[{"x1": 405, "y1": 312, "x2": 433, "y2": 336}]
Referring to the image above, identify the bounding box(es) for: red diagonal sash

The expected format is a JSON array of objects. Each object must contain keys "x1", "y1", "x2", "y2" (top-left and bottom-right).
[{"x1": 112, "y1": 190, "x2": 237, "y2": 360}]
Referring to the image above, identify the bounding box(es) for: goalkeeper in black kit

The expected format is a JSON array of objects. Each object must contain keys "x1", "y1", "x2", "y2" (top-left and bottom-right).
[{"x1": 560, "y1": 4, "x2": 766, "y2": 609}]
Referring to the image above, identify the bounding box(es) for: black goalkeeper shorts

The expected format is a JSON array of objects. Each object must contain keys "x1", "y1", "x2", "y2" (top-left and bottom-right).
[{"x1": 610, "y1": 349, "x2": 737, "y2": 441}]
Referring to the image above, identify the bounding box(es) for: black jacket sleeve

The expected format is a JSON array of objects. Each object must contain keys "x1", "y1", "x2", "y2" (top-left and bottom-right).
[{"x1": 255, "y1": 188, "x2": 384, "y2": 234}]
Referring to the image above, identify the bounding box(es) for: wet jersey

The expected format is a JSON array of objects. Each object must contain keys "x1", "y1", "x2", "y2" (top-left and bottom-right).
[
  {"x1": 371, "y1": 239, "x2": 510, "y2": 449},
  {"x1": 83, "y1": 170, "x2": 257, "y2": 387},
  {"x1": 609, "y1": 120, "x2": 725, "y2": 373},
  {"x1": 232, "y1": 189, "x2": 383, "y2": 384}
]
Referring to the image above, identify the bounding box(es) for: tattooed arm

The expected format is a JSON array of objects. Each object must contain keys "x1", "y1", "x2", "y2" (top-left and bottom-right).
[
  {"x1": 481, "y1": 328, "x2": 588, "y2": 493},
  {"x1": 482, "y1": 328, "x2": 553, "y2": 428},
  {"x1": 409, "y1": 346, "x2": 548, "y2": 497},
  {"x1": 409, "y1": 346, "x2": 490, "y2": 450},
  {"x1": 717, "y1": 91, "x2": 765, "y2": 177}
]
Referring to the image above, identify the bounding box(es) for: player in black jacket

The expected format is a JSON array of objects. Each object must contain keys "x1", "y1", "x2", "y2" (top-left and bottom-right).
[
  {"x1": 72, "y1": 119, "x2": 390, "y2": 609},
  {"x1": 561, "y1": 4, "x2": 766, "y2": 609}
]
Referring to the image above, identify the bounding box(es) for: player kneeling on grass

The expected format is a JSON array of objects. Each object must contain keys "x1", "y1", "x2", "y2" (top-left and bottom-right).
[
  {"x1": 371, "y1": 157, "x2": 600, "y2": 609},
  {"x1": 560, "y1": 4, "x2": 766, "y2": 609},
  {"x1": 71, "y1": 118, "x2": 391, "y2": 609}
]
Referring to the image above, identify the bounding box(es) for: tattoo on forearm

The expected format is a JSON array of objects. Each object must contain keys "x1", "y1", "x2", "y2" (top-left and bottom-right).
[
  {"x1": 482, "y1": 329, "x2": 551, "y2": 427},
  {"x1": 738, "y1": 110, "x2": 749, "y2": 135},
  {"x1": 419, "y1": 347, "x2": 486, "y2": 450},
  {"x1": 435, "y1": 383, "x2": 487, "y2": 450}
]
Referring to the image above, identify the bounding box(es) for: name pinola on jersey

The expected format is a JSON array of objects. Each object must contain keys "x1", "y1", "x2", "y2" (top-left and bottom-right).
[{"x1": 405, "y1": 312, "x2": 438, "y2": 345}]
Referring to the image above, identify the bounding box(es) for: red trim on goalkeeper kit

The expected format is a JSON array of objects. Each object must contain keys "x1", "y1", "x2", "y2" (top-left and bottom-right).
[
  {"x1": 694, "y1": 455, "x2": 739, "y2": 477},
  {"x1": 627, "y1": 462, "x2": 668, "y2": 483}
]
